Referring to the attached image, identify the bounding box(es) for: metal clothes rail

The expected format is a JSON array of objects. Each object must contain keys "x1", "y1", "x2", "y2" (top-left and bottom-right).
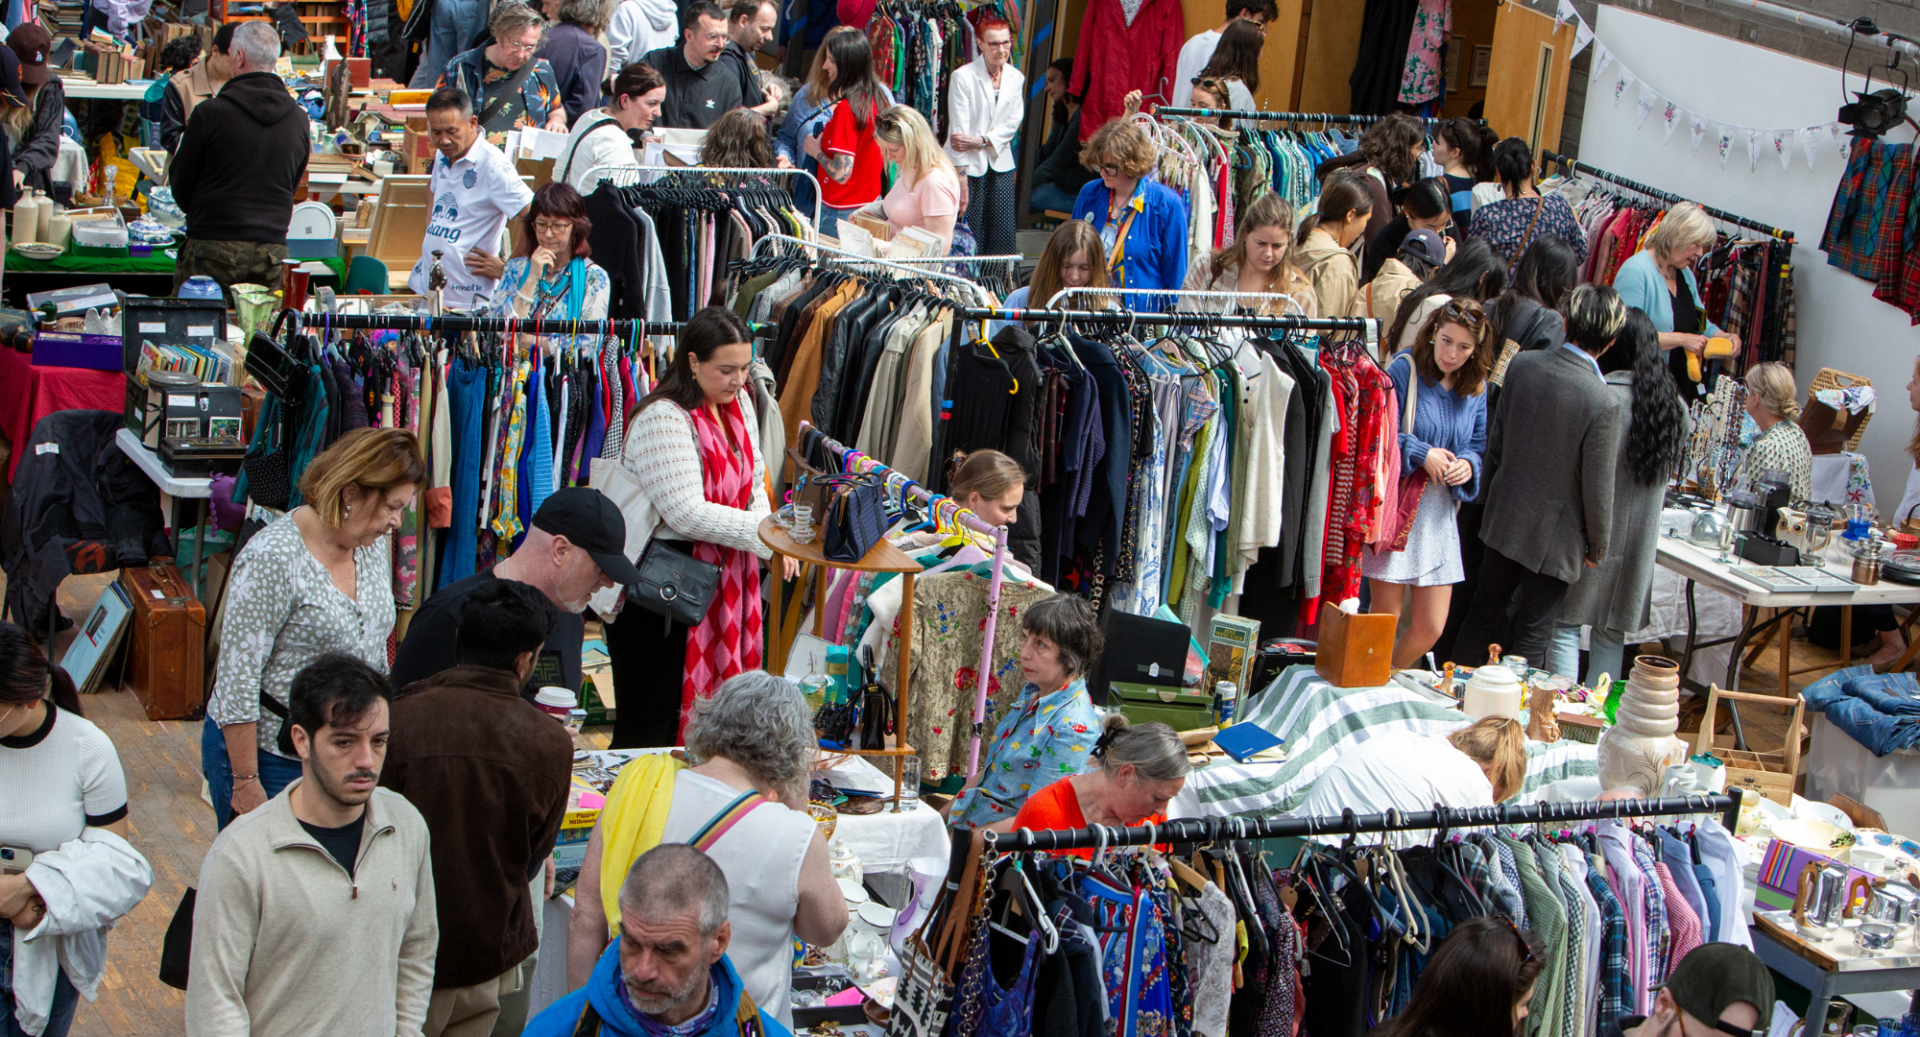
[
  {"x1": 797, "y1": 422, "x2": 1012, "y2": 778},
  {"x1": 577, "y1": 164, "x2": 823, "y2": 232},
  {"x1": 988, "y1": 791, "x2": 1744, "y2": 851},
  {"x1": 1155, "y1": 108, "x2": 1486, "y2": 130},
  {"x1": 1044, "y1": 285, "x2": 1311, "y2": 317},
  {"x1": 963, "y1": 303, "x2": 1380, "y2": 337},
  {"x1": 300, "y1": 312, "x2": 735, "y2": 337},
  {"x1": 751, "y1": 233, "x2": 991, "y2": 294},
  {"x1": 1541, "y1": 150, "x2": 1797, "y2": 244}
]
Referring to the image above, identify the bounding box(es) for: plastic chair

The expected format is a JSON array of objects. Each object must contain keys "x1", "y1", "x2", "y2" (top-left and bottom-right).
[{"x1": 342, "y1": 255, "x2": 388, "y2": 295}]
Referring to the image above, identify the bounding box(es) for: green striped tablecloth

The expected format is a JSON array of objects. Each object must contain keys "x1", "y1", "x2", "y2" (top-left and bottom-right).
[{"x1": 1176, "y1": 665, "x2": 1599, "y2": 819}]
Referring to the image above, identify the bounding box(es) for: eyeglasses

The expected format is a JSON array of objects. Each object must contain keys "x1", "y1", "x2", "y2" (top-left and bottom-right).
[
  {"x1": 980, "y1": 36, "x2": 1012, "y2": 48},
  {"x1": 501, "y1": 39, "x2": 539, "y2": 54},
  {"x1": 1708, "y1": 1021, "x2": 1764, "y2": 1037},
  {"x1": 1098, "y1": 163, "x2": 1123, "y2": 176},
  {"x1": 1441, "y1": 298, "x2": 1486, "y2": 328},
  {"x1": 1498, "y1": 916, "x2": 1536, "y2": 968},
  {"x1": 533, "y1": 219, "x2": 574, "y2": 234}
]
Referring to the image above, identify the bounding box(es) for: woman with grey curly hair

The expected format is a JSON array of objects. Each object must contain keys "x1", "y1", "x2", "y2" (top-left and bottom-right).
[{"x1": 567, "y1": 672, "x2": 847, "y2": 1028}]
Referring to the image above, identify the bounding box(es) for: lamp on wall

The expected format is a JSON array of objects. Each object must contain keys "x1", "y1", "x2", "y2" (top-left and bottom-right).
[{"x1": 1839, "y1": 17, "x2": 1915, "y2": 138}]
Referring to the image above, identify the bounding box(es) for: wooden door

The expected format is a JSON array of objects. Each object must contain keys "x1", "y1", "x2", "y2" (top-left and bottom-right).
[{"x1": 1482, "y1": 1, "x2": 1577, "y2": 151}]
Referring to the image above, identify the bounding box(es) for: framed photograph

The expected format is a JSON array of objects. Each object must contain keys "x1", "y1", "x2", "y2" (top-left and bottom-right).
[
  {"x1": 59, "y1": 581, "x2": 133, "y2": 695},
  {"x1": 1470, "y1": 45, "x2": 1493, "y2": 88},
  {"x1": 1445, "y1": 43, "x2": 1463, "y2": 93}
]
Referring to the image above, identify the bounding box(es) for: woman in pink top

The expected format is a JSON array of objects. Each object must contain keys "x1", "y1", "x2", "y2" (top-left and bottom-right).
[{"x1": 875, "y1": 105, "x2": 961, "y2": 255}]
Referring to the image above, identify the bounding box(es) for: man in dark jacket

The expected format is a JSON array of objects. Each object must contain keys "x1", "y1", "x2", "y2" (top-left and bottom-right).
[
  {"x1": 1452, "y1": 283, "x2": 1628, "y2": 668},
  {"x1": 170, "y1": 21, "x2": 309, "y2": 293},
  {"x1": 380, "y1": 579, "x2": 574, "y2": 1037},
  {"x1": 643, "y1": 1, "x2": 742, "y2": 129}
]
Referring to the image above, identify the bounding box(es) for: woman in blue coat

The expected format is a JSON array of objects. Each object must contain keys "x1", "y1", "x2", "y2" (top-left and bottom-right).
[
  {"x1": 1364, "y1": 298, "x2": 1493, "y2": 669},
  {"x1": 1611, "y1": 200, "x2": 1738, "y2": 398},
  {"x1": 1071, "y1": 117, "x2": 1188, "y2": 309}
]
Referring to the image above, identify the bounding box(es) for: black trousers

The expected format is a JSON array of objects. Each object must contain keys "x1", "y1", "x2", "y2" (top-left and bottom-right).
[
  {"x1": 604, "y1": 606, "x2": 691, "y2": 749},
  {"x1": 1453, "y1": 545, "x2": 1570, "y2": 669}
]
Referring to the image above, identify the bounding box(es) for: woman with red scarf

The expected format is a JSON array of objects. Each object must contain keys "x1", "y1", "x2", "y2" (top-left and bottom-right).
[{"x1": 604, "y1": 307, "x2": 800, "y2": 748}]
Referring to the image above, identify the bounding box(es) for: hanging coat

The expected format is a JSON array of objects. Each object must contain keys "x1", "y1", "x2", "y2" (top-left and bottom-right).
[{"x1": 1067, "y1": 0, "x2": 1183, "y2": 141}]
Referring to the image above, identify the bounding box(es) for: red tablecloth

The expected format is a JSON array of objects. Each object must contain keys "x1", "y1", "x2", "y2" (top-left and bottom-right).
[{"x1": 0, "y1": 348, "x2": 126, "y2": 479}]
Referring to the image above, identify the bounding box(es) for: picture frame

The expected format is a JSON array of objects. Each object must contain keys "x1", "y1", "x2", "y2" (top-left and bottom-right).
[
  {"x1": 1470, "y1": 45, "x2": 1493, "y2": 88},
  {"x1": 1445, "y1": 43, "x2": 1464, "y2": 93},
  {"x1": 60, "y1": 581, "x2": 133, "y2": 695}
]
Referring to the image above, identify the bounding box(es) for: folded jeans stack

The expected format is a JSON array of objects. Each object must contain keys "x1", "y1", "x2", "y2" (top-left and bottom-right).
[{"x1": 1802, "y1": 664, "x2": 1920, "y2": 756}]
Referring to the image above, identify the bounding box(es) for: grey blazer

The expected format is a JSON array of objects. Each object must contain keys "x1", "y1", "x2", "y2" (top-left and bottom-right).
[
  {"x1": 1481, "y1": 345, "x2": 1626, "y2": 584},
  {"x1": 1558, "y1": 371, "x2": 1690, "y2": 632}
]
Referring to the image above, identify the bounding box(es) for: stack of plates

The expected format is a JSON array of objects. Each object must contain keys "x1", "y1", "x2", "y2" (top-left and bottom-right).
[{"x1": 1883, "y1": 550, "x2": 1920, "y2": 585}]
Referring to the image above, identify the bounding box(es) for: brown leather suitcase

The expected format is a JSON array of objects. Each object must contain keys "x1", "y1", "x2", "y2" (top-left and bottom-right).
[
  {"x1": 1313, "y1": 601, "x2": 1395, "y2": 688},
  {"x1": 120, "y1": 564, "x2": 207, "y2": 720}
]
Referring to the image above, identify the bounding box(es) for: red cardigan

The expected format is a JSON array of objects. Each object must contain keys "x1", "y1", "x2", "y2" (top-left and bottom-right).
[{"x1": 1068, "y1": 0, "x2": 1184, "y2": 141}]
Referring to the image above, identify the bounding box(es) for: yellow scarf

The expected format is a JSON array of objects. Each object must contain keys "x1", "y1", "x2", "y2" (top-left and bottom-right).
[{"x1": 596, "y1": 753, "x2": 687, "y2": 934}]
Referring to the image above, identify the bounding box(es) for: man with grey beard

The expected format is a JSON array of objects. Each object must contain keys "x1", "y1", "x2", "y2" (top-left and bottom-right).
[
  {"x1": 389, "y1": 487, "x2": 638, "y2": 702},
  {"x1": 522, "y1": 844, "x2": 791, "y2": 1037}
]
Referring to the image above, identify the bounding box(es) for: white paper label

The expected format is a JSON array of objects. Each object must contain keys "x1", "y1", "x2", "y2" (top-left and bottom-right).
[
  {"x1": 34, "y1": 442, "x2": 57, "y2": 455},
  {"x1": 150, "y1": 590, "x2": 163, "y2": 599},
  {"x1": 167, "y1": 394, "x2": 197, "y2": 407},
  {"x1": 187, "y1": 325, "x2": 214, "y2": 337},
  {"x1": 139, "y1": 322, "x2": 166, "y2": 333}
]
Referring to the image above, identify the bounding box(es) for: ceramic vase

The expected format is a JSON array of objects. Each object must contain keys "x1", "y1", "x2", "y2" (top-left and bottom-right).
[{"x1": 1595, "y1": 655, "x2": 1688, "y2": 796}]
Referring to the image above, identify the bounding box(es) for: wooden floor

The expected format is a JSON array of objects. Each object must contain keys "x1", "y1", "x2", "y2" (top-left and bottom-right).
[{"x1": 8, "y1": 571, "x2": 1872, "y2": 1035}]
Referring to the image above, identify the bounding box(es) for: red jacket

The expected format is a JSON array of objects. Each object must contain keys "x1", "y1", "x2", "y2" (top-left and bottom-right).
[
  {"x1": 1068, "y1": 0, "x2": 1184, "y2": 140},
  {"x1": 839, "y1": 0, "x2": 875, "y2": 28}
]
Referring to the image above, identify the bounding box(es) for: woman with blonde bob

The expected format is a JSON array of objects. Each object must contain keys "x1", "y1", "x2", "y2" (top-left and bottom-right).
[
  {"x1": 877, "y1": 104, "x2": 962, "y2": 254},
  {"x1": 1179, "y1": 193, "x2": 1317, "y2": 316},
  {"x1": 1612, "y1": 201, "x2": 1739, "y2": 393},
  {"x1": 1742, "y1": 361, "x2": 1812, "y2": 501},
  {"x1": 1364, "y1": 299, "x2": 1493, "y2": 668},
  {"x1": 1293, "y1": 715, "x2": 1527, "y2": 848},
  {"x1": 205, "y1": 427, "x2": 425, "y2": 829},
  {"x1": 1070, "y1": 117, "x2": 1189, "y2": 301}
]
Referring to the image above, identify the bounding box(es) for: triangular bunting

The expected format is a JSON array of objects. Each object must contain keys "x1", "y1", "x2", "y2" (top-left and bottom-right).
[
  {"x1": 1800, "y1": 125, "x2": 1821, "y2": 170},
  {"x1": 1717, "y1": 126, "x2": 1735, "y2": 168},
  {"x1": 1555, "y1": 0, "x2": 1575, "y2": 33},
  {"x1": 1613, "y1": 68, "x2": 1635, "y2": 107},
  {"x1": 1663, "y1": 102, "x2": 1682, "y2": 143},
  {"x1": 1636, "y1": 82, "x2": 1657, "y2": 129},
  {"x1": 1746, "y1": 129, "x2": 1761, "y2": 172},
  {"x1": 1774, "y1": 131, "x2": 1790, "y2": 172},
  {"x1": 1690, "y1": 116, "x2": 1708, "y2": 157},
  {"x1": 1572, "y1": 17, "x2": 1594, "y2": 57}
]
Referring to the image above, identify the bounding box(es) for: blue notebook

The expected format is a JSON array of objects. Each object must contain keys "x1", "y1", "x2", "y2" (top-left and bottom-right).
[{"x1": 1211, "y1": 722, "x2": 1284, "y2": 762}]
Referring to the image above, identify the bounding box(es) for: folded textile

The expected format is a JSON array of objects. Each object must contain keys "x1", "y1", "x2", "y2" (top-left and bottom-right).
[
  {"x1": 1801, "y1": 664, "x2": 1871, "y2": 711},
  {"x1": 1841, "y1": 672, "x2": 1920, "y2": 716},
  {"x1": 1823, "y1": 697, "x2": 1920, "y2": 756}
]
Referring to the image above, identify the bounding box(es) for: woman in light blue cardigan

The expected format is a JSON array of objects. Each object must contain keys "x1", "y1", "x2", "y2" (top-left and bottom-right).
[{"x1": 1610, "y1": 201, "x2": 1740, "y2": 397}]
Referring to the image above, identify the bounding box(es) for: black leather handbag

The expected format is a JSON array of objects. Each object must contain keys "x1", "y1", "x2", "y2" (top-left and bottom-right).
[
  {"x1": 626, "y1": 538, "x2": 722, "y2": 628},
  {"x1": 822, "y1": 473, "x2": 889, "y2": 563}
]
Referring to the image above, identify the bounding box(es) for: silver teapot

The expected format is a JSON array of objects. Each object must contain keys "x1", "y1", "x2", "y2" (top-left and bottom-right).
[
  {"x1": 1794, "y1": 860, "x2": 1853, "y2": 940},
  {"x1": 1849, "y1": 878, "x2": 1920, "y2": 941}
]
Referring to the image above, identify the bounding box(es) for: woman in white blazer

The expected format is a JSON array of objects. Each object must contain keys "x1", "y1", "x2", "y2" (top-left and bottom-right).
[{"x1": 945, "y1": 16, "x2": 1025, "y2": 257}]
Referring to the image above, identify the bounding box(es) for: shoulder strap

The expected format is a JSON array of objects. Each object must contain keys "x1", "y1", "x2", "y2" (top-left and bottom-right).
[
  {"x1": 688, "y1": 790, "x2": 773, "y2": 851},
  {"x1": 478, "y1": 59, "x2": 543, "y2": 132},
  {"x1": 571, "y1": 1000, "x2": 602, "y2": 1037},
  {"x1": 562, "y1": 118, "x2": 631, "y2": 183},
  {"x1": 1512, "y1": 196, "x2": 1547, "y2": 264}
]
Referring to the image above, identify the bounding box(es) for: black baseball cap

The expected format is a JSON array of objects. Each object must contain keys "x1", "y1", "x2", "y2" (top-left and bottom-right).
[
  {"x1": 531, "y1": 488, "x2": 645, "y2": 586},
  {"x1": 1662, "y1": 943, "x2": 1774, "y2": 1034},
  {"x1": 0, "y1": 49, "x2": 28, "y2": 108}
]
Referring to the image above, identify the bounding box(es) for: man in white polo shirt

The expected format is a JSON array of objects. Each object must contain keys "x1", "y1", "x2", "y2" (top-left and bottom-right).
[{"x1": 407, "y1": 86, "x2": 535, "y2": 310}]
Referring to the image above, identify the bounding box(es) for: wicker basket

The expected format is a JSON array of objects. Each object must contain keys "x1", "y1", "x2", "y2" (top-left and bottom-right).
[{"x1": 1799, "y1": 367, "x2": 1873, "y2": 455}]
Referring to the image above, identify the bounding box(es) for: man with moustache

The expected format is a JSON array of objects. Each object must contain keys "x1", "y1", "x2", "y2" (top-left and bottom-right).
[
  {"x1": 381, "y1": 581, "x2": 575, "y2": 1037},
  {"x1": 521, "y1": 845, "x2": 791, "y2": 1037},
  {"x1": 389, "y1": 488, "x2": 639, "y2": 703},
  {"x1": 187, "y1": 654, "x2": 437, "y2": 1037}
]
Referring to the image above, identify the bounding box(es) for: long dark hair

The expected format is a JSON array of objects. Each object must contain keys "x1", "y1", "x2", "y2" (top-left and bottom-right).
[
  {"x1": 637, "y1": 306, "x2": 754, "y2": 415},
  {"x1": 1620, "y1": 308, "x2": 1688, "y2": 485},
  {"x1": 1489, "y1": 234, "x2": 1579, "y2": 345},
  {"x1": 1372, "y1": 917, "x2": 1546, "y2": 1037},
  {"x1": 1297, "y1": 169, "x2": 1373, "y2": 240},
  {"x1": 822, "y1": 30, "x2": 884, "y2": 125},
  {"x1": 1198, "y1": 18, "x2": 1262, "y2": 94},
  {"x1": 0, "y1": 621, "x2": 81, "y2": 718},
  {"x1": 1492, "y1": 136, "x2": 1535, "y2": 196},
  {"x1": 1387, "y1": 237, "x2": 1508, "y2": 349},
  {"x1": 1402, "y1": 176, "x2": 1449, "y2": 222}
]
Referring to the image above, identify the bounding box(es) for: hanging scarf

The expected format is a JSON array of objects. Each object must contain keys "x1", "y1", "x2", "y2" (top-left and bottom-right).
[{"x1": 680, "y1": 397, "x2": 764, "y2": 736}]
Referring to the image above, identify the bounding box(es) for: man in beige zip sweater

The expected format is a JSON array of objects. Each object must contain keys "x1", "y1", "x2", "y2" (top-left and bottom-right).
[{"x1": 187, "y1": 654, "x2": 439, "y2": 1037}]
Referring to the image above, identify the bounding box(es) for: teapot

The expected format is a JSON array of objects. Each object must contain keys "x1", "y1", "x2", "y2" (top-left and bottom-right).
[
  {"x1": 1793, "y1": 860, "x2": 1853, "y2": 940},
  {"x1": 1848, "y1": 877, "x2": 1920, "y2": 942}
]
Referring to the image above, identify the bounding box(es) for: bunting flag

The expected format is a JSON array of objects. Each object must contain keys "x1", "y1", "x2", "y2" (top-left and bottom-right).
[{"x1": 1566, "y1": 6, "x2": 1847, "y2": 173}]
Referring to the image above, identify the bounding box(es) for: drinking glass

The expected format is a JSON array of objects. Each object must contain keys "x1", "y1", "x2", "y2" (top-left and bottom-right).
[{"x1": 894, "y1": 755, "x2": 922, "y2": 811}]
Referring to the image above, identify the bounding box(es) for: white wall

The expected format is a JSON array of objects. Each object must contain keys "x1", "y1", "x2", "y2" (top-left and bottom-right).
[{"x1": 1580, "y1": 7, "x2": 1920, "y2": 512}]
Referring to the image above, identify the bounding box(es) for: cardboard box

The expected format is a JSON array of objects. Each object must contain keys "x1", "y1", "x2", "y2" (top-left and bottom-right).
[
  {"x1": 402, "y1": 116, "x2": 434, "y2": 175},
  {"x1": 31, "y1": 331, "x2": 120, "y2": 371}
]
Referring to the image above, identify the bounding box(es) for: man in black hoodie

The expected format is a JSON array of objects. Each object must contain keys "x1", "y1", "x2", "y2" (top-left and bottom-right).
[{"x1": 171, "y1": 21, "x2": 309, "y2": 294}]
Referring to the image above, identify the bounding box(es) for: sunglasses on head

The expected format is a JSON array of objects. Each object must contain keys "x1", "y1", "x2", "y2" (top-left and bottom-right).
[
  {"x1": 1441, "y1": 298, "x2": 1486, "y2": 328},
  {"x1": 1500, "y1": 916, "x2": 1535, "y2": 968}
]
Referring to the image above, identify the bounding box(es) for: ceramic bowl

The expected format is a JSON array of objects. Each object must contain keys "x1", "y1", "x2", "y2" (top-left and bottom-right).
[
  {"x1": 1794, "y1": 797, "x2": 1856, "y2": 831},
  {"x1": 1773, "y1": 817, "x2": 1857, "y2": 862},
  {"x1": 837, "y1": 877, "x2": 870, "y2": 905},
  {"x1": 1851, "y1": 845, "x2": 1899, "y2": 874}
]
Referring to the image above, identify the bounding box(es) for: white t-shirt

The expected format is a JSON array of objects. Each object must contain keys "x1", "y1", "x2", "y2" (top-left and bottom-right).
[
  {"x1": 1898, "y1": 465, "x2": 1920, "y2": 528},
  {"x1": 406, "y1": 137, "x2": 535, "y2": 309},
  {"x1": 1290, "y1": 729, "x2": 1494, "y2": 849},
  {"x1": 555, "y1": 110, "x2": 640, "y2": 195},
  {"x1": 0, "y1": 705, "x2": 128, "y2": 854},
  {"x1": 659, "y1": 770, "x2": 817, "y2": 1029},
  {"x1": 1172, "y1": 29, "x2": 1221, "y2": 108}
]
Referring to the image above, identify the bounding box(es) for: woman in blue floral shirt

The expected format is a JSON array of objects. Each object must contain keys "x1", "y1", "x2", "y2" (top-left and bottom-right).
[{"x1": 950, "y1": 594, "x2": 1106, "y2": 830}]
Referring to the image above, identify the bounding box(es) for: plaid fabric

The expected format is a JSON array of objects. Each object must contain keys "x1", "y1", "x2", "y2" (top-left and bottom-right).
[
  {"x1": 1586, "y1": 863, "x2": 1627, "y2": 1035},
  {"x1": 1877, "y1": 142, "x2": 1920, "y2": 324},
  {"x1": 1503, "y1": 836, "x2": 1567, "y2": 1037},
  {"x1": 1823, "y1": 138, "x2": 1911, "y2": 283}
]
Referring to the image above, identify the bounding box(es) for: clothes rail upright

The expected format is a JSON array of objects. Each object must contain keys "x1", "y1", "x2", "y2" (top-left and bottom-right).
[
  {"x1": 796, "y1": 422, "x2": 1013, "y2": 779},
  {"x1": 1540, "y1": 150, "x2": 1796, "y2": 244},
  {"x1": 988, "y1": 790, "x2": 1745, "y2": 851}
]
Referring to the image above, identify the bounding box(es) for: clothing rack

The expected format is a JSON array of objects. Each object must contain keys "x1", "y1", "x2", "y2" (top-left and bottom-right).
[
  {"x1": 1044, "y1": 285, "x2": 1313, "y2": 318},
  {"x1": 1540, "y1": 150, "x2": 1797, "y2": 244},
  {"x1": 797, "y1": 422, "x2": 1012, "y2": 778},
  {"x1": 751, "y1": 232, "x2": 992, "y2": 294},
  {"x1": 988, "y1": 791, "x2": 1744, "y2": 851},
  {"x1": 578, "y1": 164, "x2": 824, "y2": 233},
  {"x1": 298, "y1": 312, "x2": 731, "y2": 337},
  {"x1": 1155, "y1": 108, "x2": 1486, "y2": 130},
  {"x1": 964, "y1": 303, "x2": 1380, "y2": 337},
  {"x1": 883, "y1": 253, "x2": 1024, "y2": 295}
]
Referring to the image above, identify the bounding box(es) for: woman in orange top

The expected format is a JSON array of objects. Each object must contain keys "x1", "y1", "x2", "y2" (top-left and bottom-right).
[{"x1": 1011, "y1": 716, "x2": 1192, "y2": 853}]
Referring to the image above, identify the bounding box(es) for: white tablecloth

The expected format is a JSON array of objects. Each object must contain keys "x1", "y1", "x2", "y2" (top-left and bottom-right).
[{"x1": 1629, "y1": 559, "x2": 1745, "y2": 686}]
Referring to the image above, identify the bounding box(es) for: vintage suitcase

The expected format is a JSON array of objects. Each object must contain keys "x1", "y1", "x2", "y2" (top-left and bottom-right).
[
  {"x1": 119, "y1": 564, "x2": 207, "y2": 720},
  {"x1": 1313, "y1": 602, "x2": 1395, "y2": 688}
]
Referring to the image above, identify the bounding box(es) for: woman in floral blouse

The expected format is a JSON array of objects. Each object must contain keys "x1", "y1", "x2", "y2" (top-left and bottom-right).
[
  {"x1": 1470, "y1": 137, "x2": 1588, "y2": 271},
  {"x1": 1741, "y1": 361, "x2": 1813, "y2": 501},
  {"x1": 204, "y1": 428, "x2": 424, "y2": 829},
  {"x1": 949, "y1": 593, "x2": 1105, "y2": 830}
]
